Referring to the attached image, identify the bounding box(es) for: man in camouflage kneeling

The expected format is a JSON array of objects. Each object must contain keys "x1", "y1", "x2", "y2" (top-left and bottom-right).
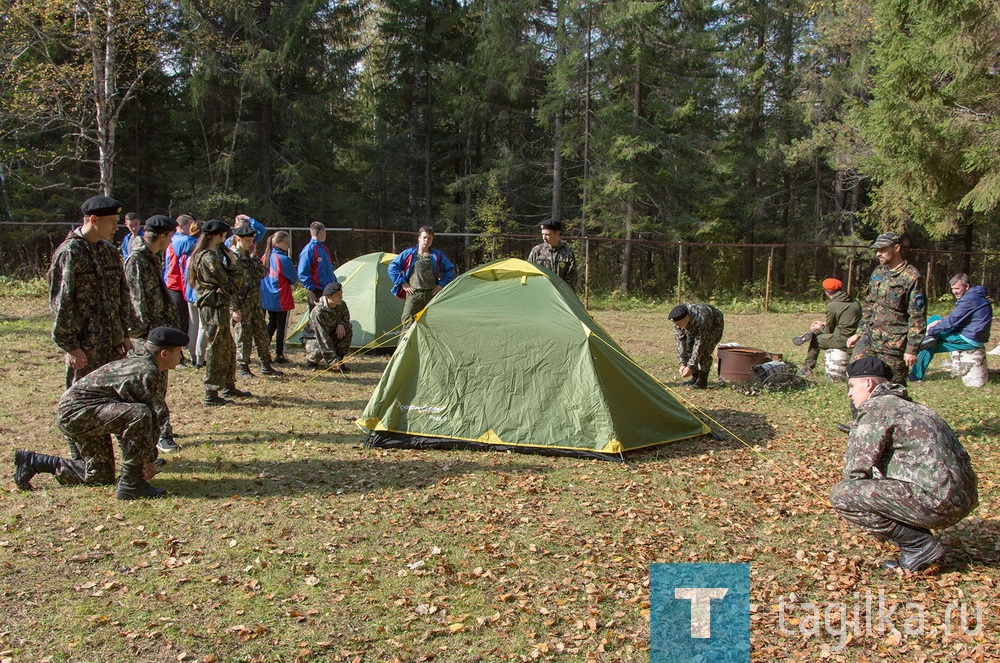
[
  {"x1": 14, "y1": 327, "x2": 188, "y2": 500},
  {"x1": 830, "y1": 357, "x2": 979, "y2": 572},
  {"x1": 305, "y1": 281, "x2": 353, "y2": 372}
]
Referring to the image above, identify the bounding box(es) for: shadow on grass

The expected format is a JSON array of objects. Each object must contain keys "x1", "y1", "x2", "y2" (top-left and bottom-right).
[
  {"x1": 626, "y1": 409, "x2": 775, "y2": 464},
  {"x1": 943, "y1": 518, "x2": 1000, "y2": 569},
  {"x1": 954, "y1": 418, "x2": 1000, "y2": 438},
  {"x1": 251, "y1": 396, "x2": 371, "y2": 411},
  {"x1": 172, "y1": 429, "x2": 364, "y2": 448},
  {"x1": 152, "y1": 456, "x2": 552, "y2": 499}
]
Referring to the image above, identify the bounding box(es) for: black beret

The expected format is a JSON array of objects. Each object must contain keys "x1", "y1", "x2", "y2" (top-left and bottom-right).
[
  {"x1": 668, "y1": 305, "x2": 689, "y2": 321},
  {"x1": 201, "y1": 219, "x2": 230, "y2": 236},
  {"x1": 147, "y1": 326, "x2": 190, "y2": 348},
  {"x1": 846, "y1": 357, "x2": 893, "y2": 381},
  {"x1": 322, "y1": 281, "x2": 343, "y2": 296},
  {"x1": 540, "y1": 220, "x2": 562, "y2": 232},
  {"x1": 144, "y1": 214, "x2": 177, "y2": 232},
  {"x1": 81, "y1": 195, "x2": 123, "y2": 217},
  {"x1": 232, "y1": 223, "x2": 257, "y2": 237}
]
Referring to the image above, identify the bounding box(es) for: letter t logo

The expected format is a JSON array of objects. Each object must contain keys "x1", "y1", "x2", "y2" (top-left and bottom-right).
[{"x1": 675, "y1": 587, "x2": 729, "y2": 638}]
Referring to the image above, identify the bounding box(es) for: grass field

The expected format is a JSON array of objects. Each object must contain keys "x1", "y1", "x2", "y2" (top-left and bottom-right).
[{"x1": 1, "y1": 292, "x2": 998, "y2": 662}]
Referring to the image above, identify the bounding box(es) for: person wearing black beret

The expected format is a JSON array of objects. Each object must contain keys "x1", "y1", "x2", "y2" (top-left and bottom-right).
[
  {"x1": 48, "y1": 194, "x2": 134, "y2": 468},
  {"x1": 527, "y1": 220, "x2": 577, "y2": 291},
  {"x1": 187, "y1": 220, "x2": 253, "y2": 405},
  {"x1": 830, "y1": 357, "x2": 979, "y2": 572},
  {"x1": 668, "y1": 303, "x2": 725, "y2": 389},
  {"x1": 124, "y1": 215, "x2": 183, "y2": 452},
  {"x1": 13, "y1": 327, "x2": 189, "y2": 500}
]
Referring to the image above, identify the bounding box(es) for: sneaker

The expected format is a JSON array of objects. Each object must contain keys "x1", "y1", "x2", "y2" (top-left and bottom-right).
[
  {"x1": 792, "y1": 332, "x2": 814, "y2": 346},
  {"x1": 220, "y1": 387, "x2": 252, "y2": 398},
  {"x1": 157, "y1": 437, "x2": 182, "y2": 453},
  {"x1": 153, "y1": 458, "x2": 167, "y2": 468}
]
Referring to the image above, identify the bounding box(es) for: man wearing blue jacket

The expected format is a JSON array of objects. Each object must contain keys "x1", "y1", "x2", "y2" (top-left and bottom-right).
[
  {"x1": 298, "y1": 221, "x2": 337, "y2": 312},
  {"x1": 388, "y1": 226, "x2": 456, "y2": 326},
  {"x1": 909, "y1": 273, "x2": 993, "y2": 381}
]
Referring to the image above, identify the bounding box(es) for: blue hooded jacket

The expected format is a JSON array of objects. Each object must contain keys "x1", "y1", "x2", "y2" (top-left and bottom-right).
[{"x1": 931, "y1": 285, "x2": 993, "y2": 344}]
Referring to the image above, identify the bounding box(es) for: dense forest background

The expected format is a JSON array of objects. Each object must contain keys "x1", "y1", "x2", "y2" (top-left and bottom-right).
[{"x1": 2, "y1": 0, "x2": 999, "y2": 263}]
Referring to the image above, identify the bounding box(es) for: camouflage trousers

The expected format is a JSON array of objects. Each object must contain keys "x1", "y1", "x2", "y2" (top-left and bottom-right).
[
  {"x1": 401, "y1": 289, "x2": 434, "y2": 326},
  {"x1": 679, "y1": 329, "x2": 724, "y2": 375},
  {"x1": 850, "y1": 333, "x2": 907, "y2": 384},
  {"x1": 65, "y1": 343, "x2": 126, "y2": 389},
  {"x1": 201, "y1": 305, "x2": 236, "y2": 392},
  {"x1": 235, "y1": 305, "x2": 272, "y2": 365},
  {"x1": 305, "y1": 326, "x2": 353, "y2": 365},
  {"x1": 55, "y1": 402, "x2": 156, "y2": 486},
  {"x1": 830, "y1": 479, "x2": 974, "y2": 537}
]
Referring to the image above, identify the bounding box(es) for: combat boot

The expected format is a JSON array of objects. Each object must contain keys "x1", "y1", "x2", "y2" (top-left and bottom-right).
[
  {"x1": 14, "y1": 450, "x2": 63, "y2": 491},
  {"x1": 692, "y1": 371, "x2": 709, "y2": 389},
  {"x1": 681, "y1": 370, "x2": 699, "y2": 386},
  {"x1": 259, "y1": 361, "x2": 283, "y2": 377},
  {"x1": 203, "y1": 390, "x2": 233, "y2": 407},
  {"x1": 115, "y1": 462, "x2": 167, "y2": 500},
  {"x1": 220, "y1": 386, "x2": 252, "y2": 398},
  {"x1": 237, "y1": 362, "x2": 254, "y2": 379},
  {"x1": 881, "y1": 523, "x2": 944, "y2": 572},
  {"x1": 792, "y1": 332, "x2": 814, "y2": 346}
]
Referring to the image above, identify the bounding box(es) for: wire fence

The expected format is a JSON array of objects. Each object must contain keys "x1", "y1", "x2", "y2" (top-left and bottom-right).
[{"x1": 4, "y1": 222, "x2": 1000, "y2": 307}]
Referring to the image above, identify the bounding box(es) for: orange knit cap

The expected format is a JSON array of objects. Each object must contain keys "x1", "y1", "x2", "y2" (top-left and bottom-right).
[{"x1": 822, "y1": 278, "x2": 843, "y2": 291}]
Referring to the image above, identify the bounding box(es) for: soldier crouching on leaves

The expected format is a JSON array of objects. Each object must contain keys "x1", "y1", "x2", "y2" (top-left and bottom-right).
[
  {"x1": 669, "y1": 303, "x2": 724, "y2": 389},
  {"x1": 13, "y1": 327, "x2": 189, "y2": 500},
  {"x1": 305, "y1": 281, "x2": 353, "y2": 372},
  {"x1": 830, "y1": 357, "x2": 979, "y2": 572}
]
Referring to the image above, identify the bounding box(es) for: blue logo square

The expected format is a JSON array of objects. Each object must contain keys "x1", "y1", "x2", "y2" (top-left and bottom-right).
[{"x1": 650, "y1": 563, "x2": 750, "y2": 663}]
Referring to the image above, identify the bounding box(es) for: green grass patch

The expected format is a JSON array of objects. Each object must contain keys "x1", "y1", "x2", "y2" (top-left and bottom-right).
[{"x1": 1, "y1": 297, "x2": 998, "y2": 661}]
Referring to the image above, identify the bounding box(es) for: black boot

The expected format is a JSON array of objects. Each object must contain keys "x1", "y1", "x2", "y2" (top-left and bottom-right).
[
  {"x1": 881, "y1": 523, "x2": 944, "y2": 572},
  {"x1": 220, "y1": 386, "x2": 252, "y2": 398},
  {"x1": 237, "y1": 362, "x2": 254, "y2": 379},
  {"x1": 259, "y1": 361, "x2": 283, "y2": 377},
  {"x1": 681, "y1": 370, "x2": 699, "y2": 386},
  {"x1": 14, "y1": 450, "x2": 63, "y2": 491},
  {"x1": 792, "y1": 332, "x2": 814, "y2": 346},
  {"x1": 203, "y1": 390, "x2": 233, "y2": 407},
  {"x1": 115, "y1": 462, "x2": 167, "y2": 500},
  {"x1": 692, "y1": 371, "x2": 709, "y2": 389}
]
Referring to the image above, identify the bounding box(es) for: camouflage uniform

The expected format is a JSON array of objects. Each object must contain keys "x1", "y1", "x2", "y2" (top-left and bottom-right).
[
  {"x1": 52, "y1": 348, "x2": 168, "y2": 486},
  {"x1": 851, "y1": 261, "x2": 926, "y2": 384},
  {"x1": 124, "y1": 240, "x2": 179, "y2": 444},
  {"x1": 803, "y1": 291, "x2": 862, "y2": 371},
  {"x1": 193, "y1": 247, "x2": 243, "y2": 392},
  {"x1": 527, "y1": 241, "x2": 577, "y2": 290},
  {"x1": 674, "y1": 303, "x2": 725, "y2": 376},
  {"x1": 232, "y1": 251, "x2": 272, "y2": 365},
  {"x1": 124, "y1": 240, "x2": 179, "y2": 338},
  {"x1": 48, "y1": 230, "x2": 131, "y2": 388},
  {"x1": 306, "y1": 297, "x2": 353, "y2": 365},
  {"x1": 830, "y1": 382, "x2": 978, "y2": 537}
]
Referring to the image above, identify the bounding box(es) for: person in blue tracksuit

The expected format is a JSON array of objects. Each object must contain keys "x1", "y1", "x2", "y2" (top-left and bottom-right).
[
  {"x1": 909, "y1": 273, "x2": 993, "y2": 381},
  {"x1": 387, "y1": 226, "x2": 456, "y2": 327}
]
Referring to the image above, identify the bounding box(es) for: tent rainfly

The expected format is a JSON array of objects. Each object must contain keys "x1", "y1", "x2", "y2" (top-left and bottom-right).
[{"x1": 358, "y1": 258, "x2": 709, "y2": 460}]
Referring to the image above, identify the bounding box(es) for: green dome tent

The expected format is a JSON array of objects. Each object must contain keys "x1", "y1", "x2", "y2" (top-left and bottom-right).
[
  {"x1": 358, "y1": 258, "x2": 709, "y2": 460},
  {"x1": 288, "y1": 252, "x2": 404, "y2": 349}
]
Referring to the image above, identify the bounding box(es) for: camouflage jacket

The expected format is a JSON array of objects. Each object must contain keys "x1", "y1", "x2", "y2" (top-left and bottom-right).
[
  {"x1": 858, "y1": 261, "x2": 926, "y2": 355},
  {"x1": 124, "y1": 240, "x2": 178, "y2": 338},
  {"x1": 192, "y1": 247, "x2": 243, "y2": 310},
  {"x1": 309, "y1": 296, "x2": 352, "y2": 361},
  {"x1": 674, "y1": 303, "x2": 725, "y2": 366},
  {"x1": 821, "y1": 290, "x2": 862, "y2": 346},
  {"x1": 48, "y1": 230, "x2": 130, "y2": 354},
  {"x1": 844, "y1": 382, "x2": 978, "y2": 510},
  {"x1": 57, "y1": 347, "x2": 170, "y2": 464},
  {"x1": 528, "y1": 241, "x2": 577, "y2": 289},
  {"x1": 232, "y1": 250, "x2": 267, "y2": 312}
]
